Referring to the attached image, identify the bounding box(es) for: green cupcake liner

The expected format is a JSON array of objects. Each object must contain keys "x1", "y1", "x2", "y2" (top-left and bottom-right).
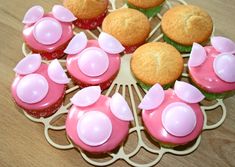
[{"x1": 127, "y1": 2, "x2": 163, "y2": 18}]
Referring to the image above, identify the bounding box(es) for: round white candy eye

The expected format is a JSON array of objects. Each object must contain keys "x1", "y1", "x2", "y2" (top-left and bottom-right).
[
  {"x1": 77, "y1": 111, "x2": 112, "y2": 146},
  {"x1": 78, "y1": 47, "x2": 109, "y2": 77},
  {"x1": 16, "y1": 74, "x2": 49, "y2": 104},
  {"x1": 33, "y1": 17, "x2": 62, "y2": 45},
  {"x1": 162, "y1": 102, "x2": 197, "y2": 137},
  {"x1": 213, "y1": 53, "x2": 235, "y2": 83}
]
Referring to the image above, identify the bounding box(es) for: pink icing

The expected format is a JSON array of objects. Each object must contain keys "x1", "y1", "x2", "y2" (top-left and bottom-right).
[
  {"x1": 66, "y1": 40, "x2": 120, "y2": 86},
  {"x1": 23, "y1": 13, "x2": 73, "y2": 53},
  {"x1": 11, "y1": 64, "x2": 66, "y2": 111},
  {"x1": 66, "y1": 95, "x2": 130, "y2": 153},
  {"x1": 189, "y1": 46, "x2": 235, "y2": 93},
  {"x1": 142, "y1": 89, "x2": 204, "y2": 145}
]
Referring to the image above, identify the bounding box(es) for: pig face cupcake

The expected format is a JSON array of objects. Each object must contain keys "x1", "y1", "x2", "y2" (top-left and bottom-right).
[
  {"x1": 63, "y1": 0, "x2": 108, "y2": 30},
  {"x1": 188, "y1": 36, "x2": 235, "y2": 100},
  {"x1": 139, "y1": 81, "x2": 205, "y2": 147},
  {"x1": 11, "y1": 54, "x2": 70, "y2": 118},
  {"x1": 22, "y1": 5, "x2": 76, "y2": 60},
  {"x1": 66, "y1": 86, "x2": 134, "y2": 153},
  {"x1": 65, "y1": 32, "x2": 124, "y2": 90}
]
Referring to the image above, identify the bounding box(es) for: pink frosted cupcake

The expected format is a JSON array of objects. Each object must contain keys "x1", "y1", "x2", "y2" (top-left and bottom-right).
[
  {"x1": 65, "y1": 32, "x2": 124, "y2": 90},
  {"x1": 22, "y1": 5, "x2": 76, "y2": 60},
  {"x1": 139, "y1": 81, "x2": 205, "y2": 147},
  {"x1": 66, "y1": 86, "x2": 133, "y2": 153},
  {"x1": 11, "y1": 54, "x2": 70, "y2": 118},
  {"x1": 188, "y1": 36, "x2": 235, "y2": 100}
]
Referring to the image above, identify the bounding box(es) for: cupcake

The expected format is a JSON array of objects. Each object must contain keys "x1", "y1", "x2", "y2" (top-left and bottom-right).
[
  {"x1": 22, "y1": 5, "x2": 76, "y2": 60},
  {"x1": 139, "y1": 81, "x2": 205, "y2": 147},
  {"x1": 127, "y1": 0, "x2": 165, "y2": 18},
  {"x1": 131, "y1": 42, "x2": 184, "y2": 90},
  {"x1": 65, "y1": 32, "x2": 124, "y2": 90},
  {"x1": 161, "y1": 5, "x2": 213, "y2": 52},
  {"x1": 11, "y1": 54, "x2": 70, "y2": 118},
  {"x1": 102, "y1": 8, "x2": 151, "y2": 53},
  {"x1": 188, "y1": 36, "x2": 235, "y2": 100},
  {"x1": 66, "y1": 86, "x2": 133, "y2": 153},
  {"x1": 63, "y1": 0, "x2": 108, "y2": 30}
]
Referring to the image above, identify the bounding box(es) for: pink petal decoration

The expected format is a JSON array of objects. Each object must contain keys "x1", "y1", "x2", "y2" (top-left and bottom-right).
[
  {"x1": 16, "y1": 74, "x2": 49, "y2": 104},
  {"x1": 174, "y1": 81, "x2": 205, "y2": 103},
  {"x1": 64, "y1": 32, "x2": 88, "y2": 54},
  {"x1": 110, "y1": 93, "x2": 134, "y2": 121},
  {"x1": 13, "y1": 54, "x2": 42, "y2": 75},
  {"x1": 78, "y1": 47, "x2": 109, "y2": 77},
  {"x1": 70, "y1": 86, "x2": 101, "y2": 107},
  {"x1": 211, "y1": 36, "x2": 235, "y2": 53},
  {"x1": 98, "y1": 32, "x2": 125, "y2": 54},
  {"x1": 188, "y1": 43, "x2": 207, "y2": 67},
  {"x1": 33, "y1": 17, "x2": 62, "y2": 45},
  {"x1": 77, "y1": 111, "x2": 112, "y2": 146},
  {"x1": 138, "y1": 83, "x2": 165, "y2": 110},
  {"x1": 213, "y1": 53, "x2": 235, "y2": 83},
  {"x1": 22, "y1": 6, "x2": 44, "y2": 25},
  {"x1": 52, "y1": 5, "x2": 77, "y2": 22},
  {"x1": 162, "y1": 102, "x2": 197, "y2": 137},
  {"x1": 48, "y1": 59, "x2": 70, "y2": 84}
]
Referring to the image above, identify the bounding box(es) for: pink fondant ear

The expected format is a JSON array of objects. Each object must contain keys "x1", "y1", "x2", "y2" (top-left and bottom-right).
[
  {"x1": 70, "y1": 86, "x2": 101, "y2": 107},
  {"x1": 52, "y1": 5, "x2": 77, "y2": 22},
  {"x1": 213, "y1": 53, "x2": 235, "y2": 83},
  {"x1": 14, "y1": 54, "x2": 42, "y2": 75},
  {"x1": 138, "y1": 84, "x2": 165, "y2": 110},
  {"x1": 110, "y1": 93, "x2": 134, "y2": 121},
  {"x1": 64, "y1": 32, "x2": 88, "y2": 54},
  {"x1": 188, "y1": 43, "x2": 207, "y2": 67},
  {"x1": 48, "y1": 59, "x2": 70, "y2": 84},
  {"x1": 211, "y1": 36, "x2": 235, "y2": 53},
  {"x1": 98, "y1": 32, "x2": 125, "y2": 54},
  {"x1": 22, "y1": 6, "x2": 44, "y2": 25},
  {"x1": 174, "y1": 81, "x2": 204, "y2": 103},
  {"x1": 77, "y1": 111, "x2": 112, "y2": 146}
]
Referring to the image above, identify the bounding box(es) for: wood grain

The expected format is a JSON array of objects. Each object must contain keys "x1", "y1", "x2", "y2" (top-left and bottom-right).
[{"x1": 0, "y1": 0, "x2": 235, "y2": 166}]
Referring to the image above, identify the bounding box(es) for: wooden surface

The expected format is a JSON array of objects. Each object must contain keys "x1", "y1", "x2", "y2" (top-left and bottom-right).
[{"x1": 0, "y1": 0, "x2": 235, "y2": 166}]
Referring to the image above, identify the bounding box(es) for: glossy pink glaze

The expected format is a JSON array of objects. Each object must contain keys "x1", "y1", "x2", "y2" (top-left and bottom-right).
[
  {"x1": 189, "y1": 46, "x2": 235, "y2": 93},
  {"x1": 23, "y1": 13, "x2": 73, "y2": 53},
  {"x1": 66, "y1": 40, "x2": 120, "y2": 89},
  {"x1": 66, "y1": 95, "x2": 129, "y2": 153},
  {"x1": 11, "y1": 64, "x2": 66, "y2": 113},
  {"x1": 142, "y1": 89, "x2": 204, "y2": 145}
]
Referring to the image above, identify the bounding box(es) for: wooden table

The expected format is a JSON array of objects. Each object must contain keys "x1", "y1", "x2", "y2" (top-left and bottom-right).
[{"x1": 0, "y1": 0, "x2": 234, "y2": 166}]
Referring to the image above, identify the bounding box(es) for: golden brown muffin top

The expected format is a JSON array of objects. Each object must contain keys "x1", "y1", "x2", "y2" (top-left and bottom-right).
[
  {"x1": 102, "y1": 8, "x2": 150, "y2": 46},
  {"x1": 63, "y1": 0, "x2": 108, "y2": 19},
  {"x1": 131, "y1": 42, "x2": 184, "y2": 86},
  {"x1": 161, "y1": 5, "x2": 213, "y2": 45},
  {"x1": 128, "y1": 0, "x2": 165, "y2": 9}
]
